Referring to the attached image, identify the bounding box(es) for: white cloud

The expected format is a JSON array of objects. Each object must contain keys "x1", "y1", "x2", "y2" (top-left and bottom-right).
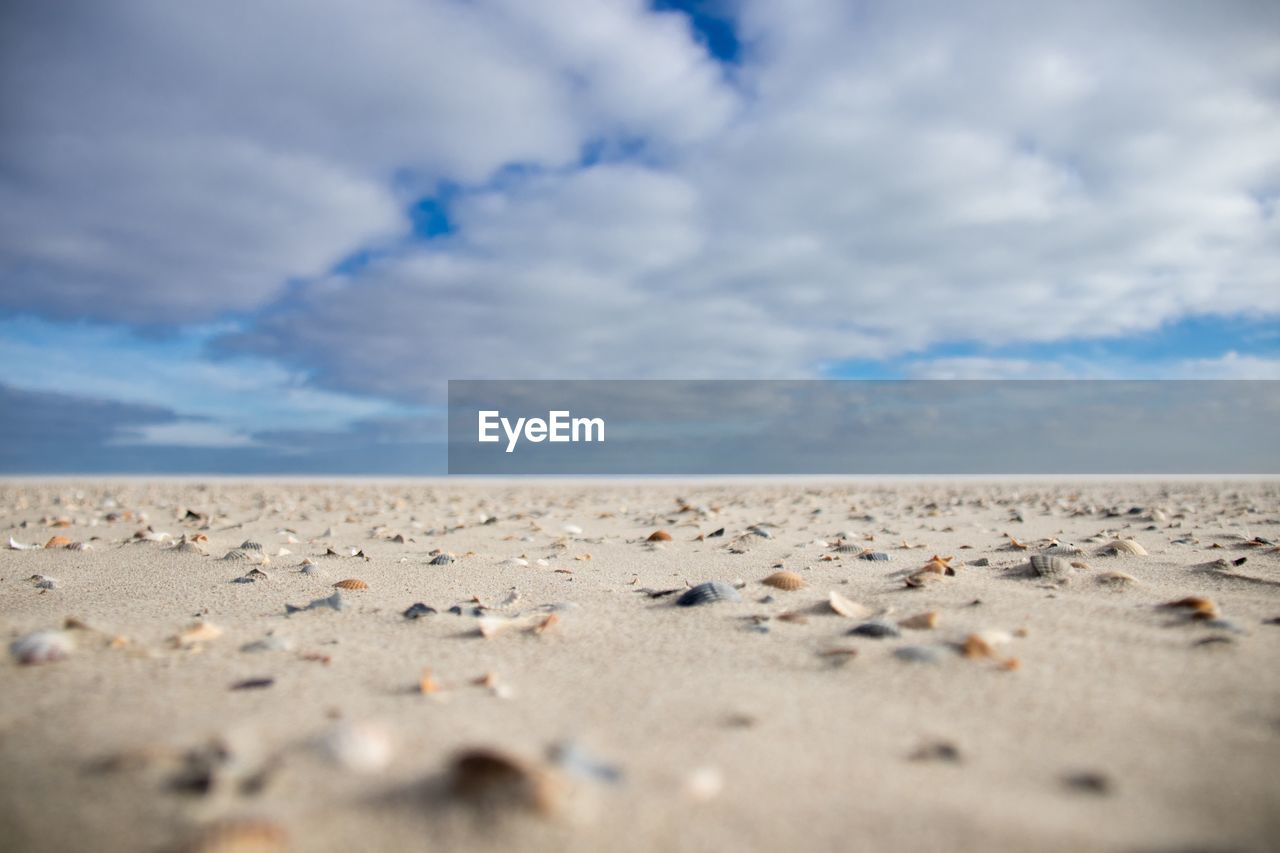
[
  {"x1": 2, "y1": 0, "x2": 1278, "y2": 396},
  {"x1": 115, "y1": 422, "x2": 258, "y2": 449}
]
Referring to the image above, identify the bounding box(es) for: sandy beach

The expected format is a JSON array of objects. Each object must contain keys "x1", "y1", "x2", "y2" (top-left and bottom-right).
[{"x1": 2, "y1": 479, "x2": 1278, "y2": 852}]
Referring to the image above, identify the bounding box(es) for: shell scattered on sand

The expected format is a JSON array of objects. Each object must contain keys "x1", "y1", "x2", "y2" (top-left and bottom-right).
[
  {"x1": 1096, "y1": 570, "x2": 1136, "y2": 588},
  {"x1": 833, "y1": 543, "x2": 863, "y2": 554},
  {"x1": 646, "y1": 530, "x2": 673, "y2": 542},
  {"x1": 826, "y1": 591, "x2": 872, "y2": 619},
  {"x1": 1163, "y1": 596, "x2": 1219, "y2": 619},
  {"x1": 173, "y1": 621, "x2": 223, "y2": 648},
  {"x1": 898, "y1": 611, "x2": 939, "y2": 630},
  {"x1": 677, "y1": 582, "x2": 742, "y2": 607},
  {"x1": 761, "y1": 571, "x2": 805, "y2": 590},
  {"x1": 448, "y1": 748, "x2": 563, "y2": 816},
  {"x1": 1098, "y1": 539, "x2": 1148, "y2": 556},
  {"x1": 333, "y1": 578, "x2": 368, "y2": 590},
  {"x1": 1029, "y1": 555, "x2": 1072, "y2": 580},
  {"x1": 859, "y1": 551, "x2": 892, "y2": 561},
  {"x1": 10, "y1": 630, "x2": 74, "y2": 664},
  {"x1": 849, "y1": 619, "x2": 900, "y2": 639},
  {"x1": 403, "y1": 602, "x2": 437, "y2": 620},
  {"x1": 44, "y1": 535, "x2": 72, "y2": 549},
  {"x1": 429, "y1": 554, "x2": 454, "y2": 565}
]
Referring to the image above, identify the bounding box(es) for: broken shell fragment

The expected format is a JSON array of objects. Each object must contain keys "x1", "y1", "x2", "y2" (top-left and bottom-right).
[
  {"x1": 676, "y1": 582, "x2": 742, "y2": 607},
  {"x1": 827, "y1": 591, "x2": 873, "y2": 619},
  {"x1": 1163, "y1": 596, "x2": 1219, "y2": 619},
  {"x1": 761, "y1": 571, "x2": 805, "y2": 591},
  {"x1": 173, "y1": 621, "x2": 223, "y2": 648},
  {"x1": 898, "y1": 611, "x2": 939, "y2": 630},
  {"x1": 44, "y1": 535, "x2": 72, "y2": 549}
]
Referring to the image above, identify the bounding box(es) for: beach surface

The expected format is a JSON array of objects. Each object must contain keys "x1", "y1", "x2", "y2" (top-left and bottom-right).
[{"x1": 2, "y1": 479, "x2": 1278, "y2": 853}]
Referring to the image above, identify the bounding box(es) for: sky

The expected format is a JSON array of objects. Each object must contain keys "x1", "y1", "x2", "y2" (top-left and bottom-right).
[{"x1": 1, "y1": 0, "x2": 1278, "y2": 473}]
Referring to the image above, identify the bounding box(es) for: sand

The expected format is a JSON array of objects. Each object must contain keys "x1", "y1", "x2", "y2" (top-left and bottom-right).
[{"x1": 1, "y1": 479, "x2": 1278, "y2": 853}]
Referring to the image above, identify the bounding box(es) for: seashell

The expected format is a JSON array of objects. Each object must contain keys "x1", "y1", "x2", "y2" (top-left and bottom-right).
[
  {"x1": 646, "y1": 530, "x2": 673, "y2": 542},
  {"x1": 826, "y1": 591, "x2": 872, "y2": 619},
  {"x1": 30, "y1": 574, "x2": 58, "y2": 590},
  {"x1": 562, "y1": 524, "x2": 583, "y2": 535},
  {"x1": 8, "y1": 536, "x2": 40, "y2": 550},
  {"x1": 859, "y1": 551, "x2": 892, "y2": 561},
  {"x1": 849, "y1": 619, "x2": 900, "y2": 639},
  {"x1": 239, "y1": 540, "x2": 263, "y2": 551},
  {"x1": 676, "y1": 581, "x2": 742, "y2": 607},
  {"x1": 333, "y1": 578, "x2": 368, "y2": 590},
  {"x1": 1098, "y1": 539, "x2": 1147, "y2": 556},
  {"x1": 1043, "y1": 544, "x2": 1083, "y2": 556},
  {"x1": 222, "y1": 549, "x2": 267, "y2": 565},
  {"x1": 1096, "y1": 570, "x2": 1135, "y2": 588},
  {"x1": 1163, "y1": 596, "x2": 1219, "y2": 619},
  {"x1": 316, "y1": 721, "x2": 392, "y2": 772},
  {"x1": 174, "y1": 621, "x2": 223, "y2": 648},
  {"x1": 44, "y1": 535, "x2": 72, "y2": 549},
  {"x1": 904, "y1": 570, "x2": 944, "y2": 588},
  {"x1": 182, "y1": 818, "x2": 288, "y2": 853},
  {"x1": 747, "y1": 525, "x2": 773, "y2": 539},
  {"x1": 429, "y1": 554, "x2": 454, "y2": 566},
  {"x1": 448, "y1": 748, "x2": 563, "y2": 816},
  {"x1": 761, "y1": 571, "x2": 805, "y2": 590},
  {"x1": 894, "y1": 645, "x2": 942, "y2": 664},
  {"x1": 898, "y1": 611, "x2": 939, "y2": 630},
  {"x1": 172, "y1": 537, "x2": 206, "y2": 554},
  {"x1": 1029, "y1": 555, "x2": 1071, "y2": 580},
  {"x1": 67, "y1": 541, "x2": 91, "y2": 551},
  {"x1": 967, "y1": 557, "x2": 990, "y2": 567},
  {"x1": 503, "y1": 557, "x2": 530, "y2": 567},
  {"x1": 961, "y1": 633, "x2": 1004, "y2": 658},
  {"x1": 833, "y1": 543, "x2": 863, "y2": 554},
  {"x1": 403, "y1": 602, "x2": 437, "y2": 620},
  {"x1": 10, "y1": 630, "x2": 73, "y2": 664}
]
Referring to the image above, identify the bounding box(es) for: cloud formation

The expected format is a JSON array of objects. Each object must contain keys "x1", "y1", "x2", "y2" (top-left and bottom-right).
[{"x1": 1, "y1": 0, "x2": 1278, "y2": 469}]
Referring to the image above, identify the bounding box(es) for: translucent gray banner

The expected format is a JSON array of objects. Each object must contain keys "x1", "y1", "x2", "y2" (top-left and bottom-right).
[{"x1": 447, "y1": 380, "x2": 1280, "y2": 475}]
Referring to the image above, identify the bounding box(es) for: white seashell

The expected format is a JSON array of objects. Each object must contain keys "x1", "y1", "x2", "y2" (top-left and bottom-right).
[
  {"x1": 10, "y1": 630, "x2": 74, "y2": 664},
  {"x1": 827, "y1": 591, "x2": 873, "y2": 619},
  {"x1": 1099, "y1": 539, "x2": 1147, "y2": 556},
  {"x1": 503, "y1": 558, "x2": 530, "y2": 567},
  {"x1": 316, "y1": 722, "x2": 392, "y2": 773},
  {"x1": 562, "y1": 524, "x2": 583, "y2": 535},
  {"x1": 8, "y1": 536, "x2": 40, "y2": 551}
]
